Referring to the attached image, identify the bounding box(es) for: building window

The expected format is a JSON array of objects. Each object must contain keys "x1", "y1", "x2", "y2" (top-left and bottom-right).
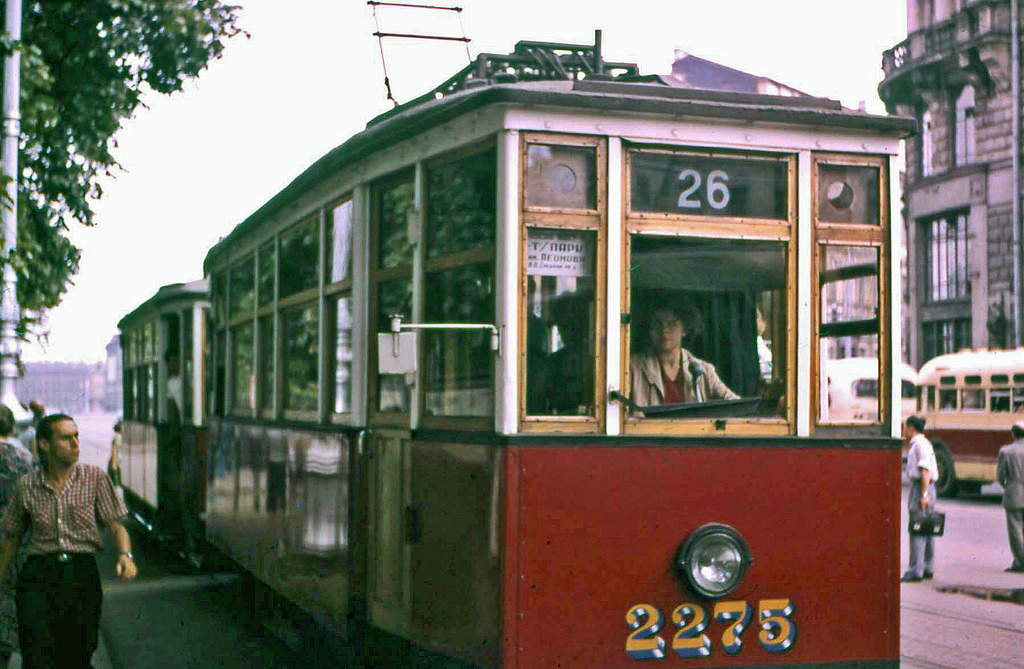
[
  {"x1": 920, "y1": 109, "x2": 934, "y2": 178},
  {"x1": 922, "y1": 211, "x2": 969, "y2": 302},
  {"x1": 922, "y1": 318, "x2": 971, "y2": 361},
  {"x1": 954, "y1": 85, "x2": 975, "y2": 167}
]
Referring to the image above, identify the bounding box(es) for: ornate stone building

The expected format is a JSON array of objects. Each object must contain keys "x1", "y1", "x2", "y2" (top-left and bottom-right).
[{"x1": 879, "y1": 0, "x2": 1022, "y2": 366}]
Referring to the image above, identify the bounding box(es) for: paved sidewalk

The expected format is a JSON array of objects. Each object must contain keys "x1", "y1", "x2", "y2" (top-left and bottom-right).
[{"x1": 899, "y1": 481, "x2": 1024, "y2": 631}]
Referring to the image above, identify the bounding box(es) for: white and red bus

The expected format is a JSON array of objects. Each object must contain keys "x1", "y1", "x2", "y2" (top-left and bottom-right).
[
  {"x1": 823, "y1": 357, "x2": 917, "y2": 423},
  {"x1": 917, "y1": 348, "x2": 1024, "y2": 496}
]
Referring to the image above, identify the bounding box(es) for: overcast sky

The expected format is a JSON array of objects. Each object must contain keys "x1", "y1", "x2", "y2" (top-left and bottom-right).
[{"x1": 21, "y1": 0, "x2": 907, "y2": 363}]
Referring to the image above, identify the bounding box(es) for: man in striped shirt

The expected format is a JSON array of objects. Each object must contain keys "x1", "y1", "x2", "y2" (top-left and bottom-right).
[{"x1": 0, "y1": 413, "x2": 138, "y2": 669}]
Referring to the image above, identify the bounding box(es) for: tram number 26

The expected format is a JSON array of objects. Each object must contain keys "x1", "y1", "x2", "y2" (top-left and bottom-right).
[
  {"x1": 677, "y1": 169, "x2": 730, "y2": 211},
  {"x1": 625, "y1": 599, "x2": 796, "y2": 660}
]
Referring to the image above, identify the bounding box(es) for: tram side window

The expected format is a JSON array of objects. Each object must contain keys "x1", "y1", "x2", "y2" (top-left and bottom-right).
[
  {"x1": 123, "y1": 369, "x2": 135, "y2": 420},
  {"x1": 229, "y1": 255, "x2": 255, "y2": 317},
  {"x1": 819, "y1": 245, "x2": 879, "y2": 423},
  {"x1": 1014, "y1": 386, "x2": 1024, "y2": 413},
  {"x1": 525, "y1": 229, "x2": 596, "y2": 416},
  {"x1": 232, "y1": 323, "x2": 255, "y2": 414},
  {"x1": 628, "y1": 236, "x2": 786, "y2": 418},
  {"x1": 278, "y1": 215, "x2": 321, "y2": 417},
  {"x1": 258, "y1": 242, "x2": 275, "y2": 307},
  {"x1": 213, "y1": 330, "x2": 226, "y2": 417},
  {"x1": 372, "y1": 175, "x2": 415, "y2": 416},
  {"x1": 331, "y1": 298, "x2": 353, "y2": 414},
  {"x1": 145, "y1": 364, "x2": 155, "y2": 422},
  {"x1": 229, "y1": 254, "x2": 256, "y2": 417},
  {"x1": 258, "y1": 315, "x2": 274, "y2": 414},
  {"x1": 424, "y1": 148, "x2": 496, "y2": 420},
  {"x1": 282, "y1": 304, "x2": 318, "y2": 413},
  {"x1": 327, "y1": 198, "x2": 354, "y2": 416},
  {"x1": 280, "y1": 218, "x2": 318, "y2": 299},
  {"x1": 210, "y1": 272, "x2": 227, "y2": 418}
]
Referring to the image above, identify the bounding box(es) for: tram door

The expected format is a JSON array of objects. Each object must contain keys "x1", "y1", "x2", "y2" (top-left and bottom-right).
[
  {"x1": 365, "y1": 429, "x2": 412, "y2": 637},
  {"x1": 364, "y1": 171, "x2": 416, "y2": 637}
]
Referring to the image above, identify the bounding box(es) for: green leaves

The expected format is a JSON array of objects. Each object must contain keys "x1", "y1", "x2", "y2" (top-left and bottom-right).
[{"x1": 3, "y1": 0, "x2": 244, "y2": 337}]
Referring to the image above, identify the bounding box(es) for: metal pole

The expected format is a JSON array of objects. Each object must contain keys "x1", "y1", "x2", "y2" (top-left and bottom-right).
[
  {"x1": 1013, "y1": 0, "x2": 1022, "y2": 347},
  {"x1": 1, "y1": 0, "x2": 24, "y2": 418}
]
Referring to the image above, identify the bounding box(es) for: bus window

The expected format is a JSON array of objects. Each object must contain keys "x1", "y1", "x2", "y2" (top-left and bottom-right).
[
  {"x1": 627, "y1": 236, "x2": 786, "y2": 419},
  {"x1": 939, "y1": 389, "x2": 957, "y2": 411},
  {"x1": 1014, "y1": 387, "x2": 1024, "y2": 412},
  {"x1": 962, "y1": 388, "x2": 985, "y2": 410},
  {"x1": 855, "y1": 378, "x2": 878, "y2": 398},
  {"x1": 991, "y1": 388, "x2": 1011, "y2": 412}
]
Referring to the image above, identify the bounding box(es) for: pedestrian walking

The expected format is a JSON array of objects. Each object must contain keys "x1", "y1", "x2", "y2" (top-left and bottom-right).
[
  {"x1": 108, "y1": 418, "x2": 124, "y2": 502},
  {"x1": 0, "y1": 413, "x2": 138, "y2": 669},
  {"x1": 15, "y1": 401, "x2": 43, "y2": 463},
  {"x1": 0, "y1": 406, "x2": 34, "y2": 668},
  {"x1": 902, "y1": 415, "x2": 939, "y2": 582},
  {"x1": 997, "y1": 420, "x2": 1024, "y2": 573}
]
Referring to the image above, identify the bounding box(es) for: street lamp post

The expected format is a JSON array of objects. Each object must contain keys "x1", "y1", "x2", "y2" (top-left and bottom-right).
[{"x1": 1, "y1": 0, "x2": 24, "y2": 419}]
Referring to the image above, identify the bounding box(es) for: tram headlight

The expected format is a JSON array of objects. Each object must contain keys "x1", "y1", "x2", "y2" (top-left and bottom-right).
[{"x1": 675, "y1": 524, "x2": 751, "y2": 598}]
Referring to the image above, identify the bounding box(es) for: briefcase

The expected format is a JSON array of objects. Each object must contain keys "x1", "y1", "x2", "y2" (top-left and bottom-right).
[{"x1": 909, "y1": 508, "x2": 945, "y2": 536}]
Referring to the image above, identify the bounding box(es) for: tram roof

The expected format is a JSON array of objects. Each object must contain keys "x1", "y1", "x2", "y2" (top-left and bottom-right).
[
  {"x1": 118, "y1": 278, "x2": 209, "y2": 329},
  {"x1": 204, "y1": 73, "x2": 916, "y2": 271}
]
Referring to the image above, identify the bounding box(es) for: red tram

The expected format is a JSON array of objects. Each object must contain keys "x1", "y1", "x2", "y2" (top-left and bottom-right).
[{"x1": 119, "y1": 33, "x2": 913, "y2": 669}]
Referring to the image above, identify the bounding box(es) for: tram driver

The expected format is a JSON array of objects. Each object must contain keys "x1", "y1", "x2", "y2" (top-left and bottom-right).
[{"x1": 630, "y1": 300, "x2": 738, "y2": 411}]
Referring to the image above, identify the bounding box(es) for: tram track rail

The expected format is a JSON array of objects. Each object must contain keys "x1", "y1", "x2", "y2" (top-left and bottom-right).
[{"x1": 901, "y1": 600, "x2": 1024, "y2": 634}]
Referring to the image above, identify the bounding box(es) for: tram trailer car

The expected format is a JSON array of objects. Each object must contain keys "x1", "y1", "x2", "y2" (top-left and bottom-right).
[
  {"x1": 186, "y1": 34, "x2": 913, "y2": 669},
  {"x1": 118, "y1": 279, "x2": 209, "y2": 556}
]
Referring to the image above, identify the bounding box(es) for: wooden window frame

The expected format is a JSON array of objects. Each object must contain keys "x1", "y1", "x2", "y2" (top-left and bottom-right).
[
  {"x1": 519, "y1": 132, "x2": 607, "y2": 434},
  {"x1": 622, "y1": 145, "x2": 797, "y2": 437},
  {"x1": 420, "y1": 143, "x2": 497, "y2": 431},
  {"x1": 369, "y1": 169, "x2": 416, "y2": 428},
  {"x1": 811, "y1": 153, "x2": 891, "y2": 435}
]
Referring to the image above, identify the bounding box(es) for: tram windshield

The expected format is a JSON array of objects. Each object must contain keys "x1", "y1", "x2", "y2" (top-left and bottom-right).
[{"x1": 628, "y1": 237, "x2": 787, "y2": 418}]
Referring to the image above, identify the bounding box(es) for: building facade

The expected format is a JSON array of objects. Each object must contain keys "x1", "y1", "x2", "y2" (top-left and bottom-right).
[{"x1": 880, "y1": 0, "x2": 1023, "y2": 367}]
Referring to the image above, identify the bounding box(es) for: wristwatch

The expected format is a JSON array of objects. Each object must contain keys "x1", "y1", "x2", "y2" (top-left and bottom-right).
[{"x1": 120, "y1": 551, "x2": 134, "y2": 560}]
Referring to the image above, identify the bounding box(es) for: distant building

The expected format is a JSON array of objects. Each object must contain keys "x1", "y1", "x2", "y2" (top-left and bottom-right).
[
  {"x1": 879, "y1": 0, "x2": 1023, "y2": 366},
  {"x1": 15, "y1": 362, "x2": 94, "y2": 414},
  {"x1": 667, "y1": 50, "x2": 811, "y2": 97},
  {"x1": 14, "y1": 336, "x2": 123, "y2": 415}
]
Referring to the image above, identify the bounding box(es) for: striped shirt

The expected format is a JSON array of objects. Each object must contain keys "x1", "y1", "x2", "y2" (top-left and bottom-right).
[{"x1": 0, "y1": 463, "x2": 128, "y2": 555}]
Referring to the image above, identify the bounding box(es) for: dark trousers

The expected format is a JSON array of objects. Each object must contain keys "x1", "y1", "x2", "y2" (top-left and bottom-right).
[{"x1": 16, "y1": 552, "x2": 102, "y2": 669}]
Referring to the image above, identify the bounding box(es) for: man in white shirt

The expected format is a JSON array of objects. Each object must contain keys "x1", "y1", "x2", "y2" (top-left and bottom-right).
[
  {"x1": 996, "y1": 421, "x2": 1024, "y2": 573},
  {"x1": 902, "y1": 415, "x2": 938, "y2": 582}
]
